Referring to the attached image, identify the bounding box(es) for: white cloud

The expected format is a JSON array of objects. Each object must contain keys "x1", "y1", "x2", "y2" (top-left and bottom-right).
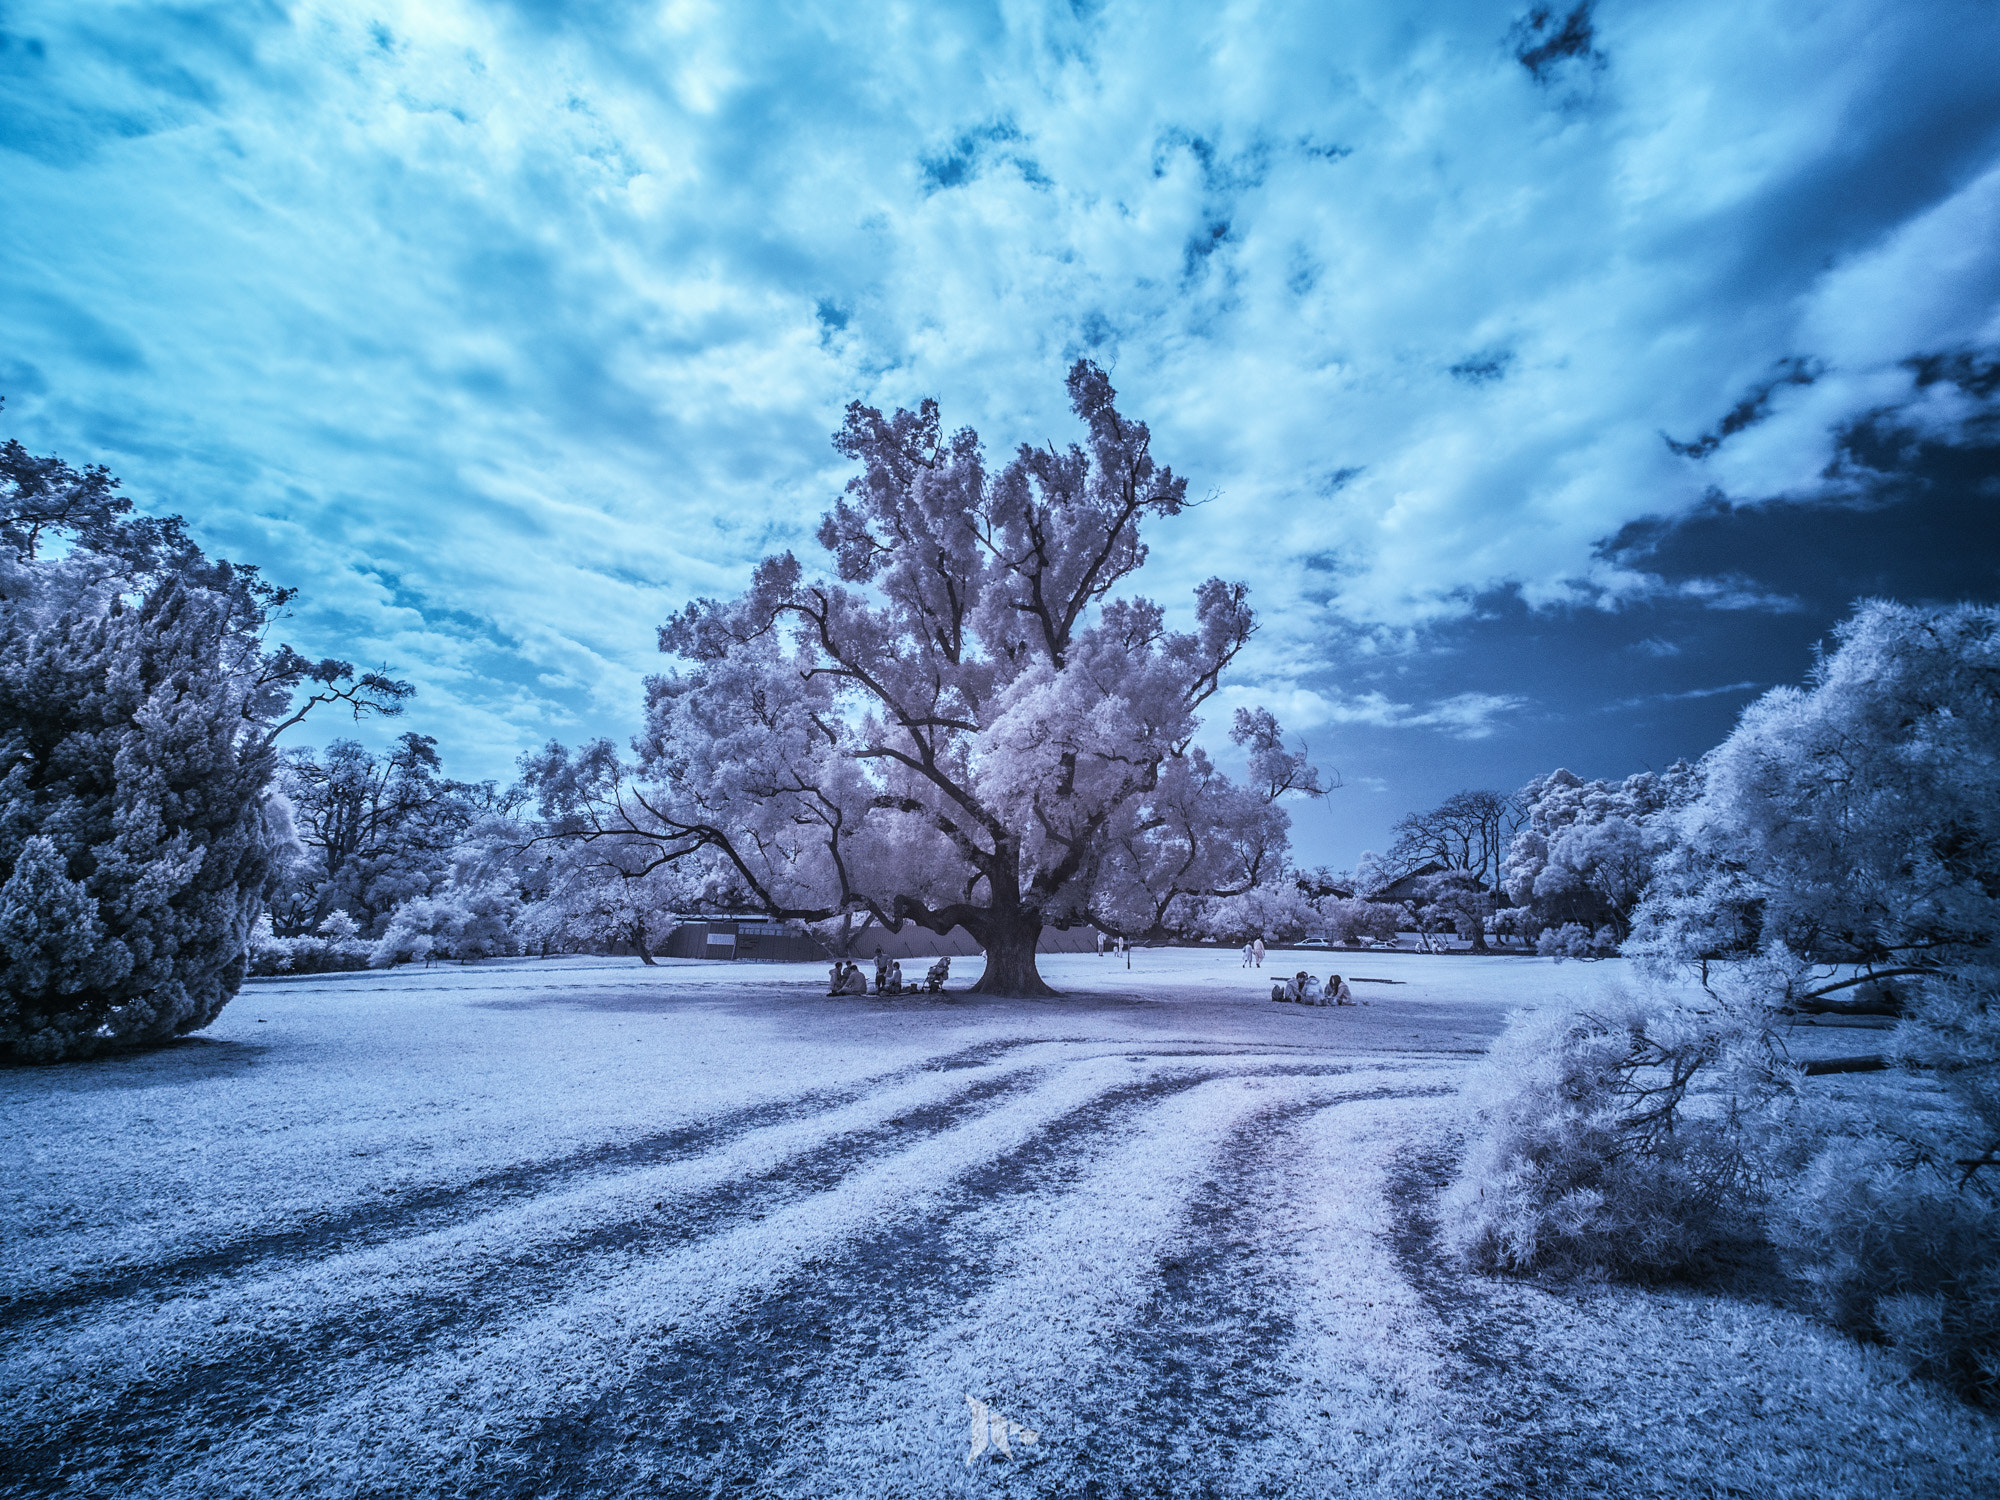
[
  {"x1": 1601, "y1": 680, "x2": 1763, "y2": 712},
  {"x1": 1230, "y1": 683, "x2": 1526, "y2": 741},
  {"x1": 2, "y1": 0, "x2": 1996, "y2": 777}
]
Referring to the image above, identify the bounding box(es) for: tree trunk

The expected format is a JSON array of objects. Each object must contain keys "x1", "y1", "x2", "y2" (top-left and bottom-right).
[
  {"x1": 632, "y1": 920, "x2": 657, "y2": 966},
  {"x1": 970, "y1": 912, "x2": 1057, "y2": 997}
]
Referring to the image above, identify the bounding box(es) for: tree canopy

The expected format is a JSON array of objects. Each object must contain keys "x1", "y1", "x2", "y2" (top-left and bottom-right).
[{"x1": 562, "y1": 361, "x2": 1323, "y2": 993}]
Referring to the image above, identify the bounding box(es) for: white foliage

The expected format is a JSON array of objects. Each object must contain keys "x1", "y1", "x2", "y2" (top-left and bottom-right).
[
  {"x1": 1441, "y1": 985, "x2": 1762, "y2": 1278},
  {"x1": 1504, "y1": 764, "x2": 1691, "y2": 946},
  {"x1": 1630, "y1": 601, "x2": 2000, "y2": 967}
]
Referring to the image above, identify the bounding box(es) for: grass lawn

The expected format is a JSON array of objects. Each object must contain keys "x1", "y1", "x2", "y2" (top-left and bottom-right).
[{"x1": 2, "y1": 950, "x2": 1993, "y2": 1497}]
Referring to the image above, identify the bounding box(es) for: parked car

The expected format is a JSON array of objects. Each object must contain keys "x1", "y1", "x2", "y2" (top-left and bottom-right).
[{"x1": 1295, "y1": 937, "x2": 1331, "y2": 949}]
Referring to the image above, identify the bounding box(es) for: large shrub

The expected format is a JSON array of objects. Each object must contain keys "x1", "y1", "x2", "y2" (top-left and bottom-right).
[
  {"x1": 0, "y1": 427, "x2": 408, "y2": 1060},
  {"x1": 1772, "y1": 1133, "x2": 2000, "y2": 1402},
  {"x1": 1449, "y1": 602, "x2": 2000, "y2": 1399},
  {"x1": 0, "y1": 582, "x2": 280, "y2": 1060},
  {"x1": 1441, "y1": 986, "x2": 1762, "y2": 1278}
]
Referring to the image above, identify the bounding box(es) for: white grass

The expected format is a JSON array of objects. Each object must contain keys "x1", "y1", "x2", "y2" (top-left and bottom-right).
[{"x1": 2, "y1": 951, "x2": 1993, "y2": 1497}]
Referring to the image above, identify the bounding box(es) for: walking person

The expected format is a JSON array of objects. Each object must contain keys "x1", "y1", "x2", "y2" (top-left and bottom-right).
[
  {"x1": 1096, "y1": 930, "x2": 1106, "y2": 957},
  {"x1": 1241, "y1": 941, "x2": 1254, "y2": 968},
  {"x1": 1252, "y1": 936, "x2": 1265, "y2": 968}
]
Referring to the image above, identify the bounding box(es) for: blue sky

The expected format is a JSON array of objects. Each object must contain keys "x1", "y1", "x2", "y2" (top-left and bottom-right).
[{"x1": 4, "y1": 0, "x2": 1998, "y2": 868}]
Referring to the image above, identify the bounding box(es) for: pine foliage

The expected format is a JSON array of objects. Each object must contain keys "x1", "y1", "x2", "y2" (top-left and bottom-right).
[{"x1": 0, "y1": 581, "x2": 277, "y2": 1060}]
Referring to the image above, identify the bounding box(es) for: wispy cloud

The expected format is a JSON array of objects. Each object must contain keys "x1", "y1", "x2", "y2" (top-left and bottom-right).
[{"x1": 1601, "y1": 680, "x2": 1764, "y2": 713}]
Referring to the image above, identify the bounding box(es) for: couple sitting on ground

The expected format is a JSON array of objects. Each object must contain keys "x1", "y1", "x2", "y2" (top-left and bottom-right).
[
  {"x1": 826, "y1": 961, "x2": 870, "y2": 996},
  {"x1": 1271, "y1": 971, "x2": 1357, "y2": 1006},
  {"x1": 871, "y1": 953, "x2": 910, "y2": 995}
]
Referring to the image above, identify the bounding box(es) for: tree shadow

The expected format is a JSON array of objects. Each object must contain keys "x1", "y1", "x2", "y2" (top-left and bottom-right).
[{"x1": 1, "y1": 1035, "x2": 271, "y2": 1092}]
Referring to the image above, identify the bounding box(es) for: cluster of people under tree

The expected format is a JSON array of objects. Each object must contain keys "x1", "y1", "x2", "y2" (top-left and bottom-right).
[
  {"x1": 1272, "y1": 971, "x2": 1357, "y2": 1006},
  {"x1": 825, "y1": 952, "x2": 952, "y2": 996}
]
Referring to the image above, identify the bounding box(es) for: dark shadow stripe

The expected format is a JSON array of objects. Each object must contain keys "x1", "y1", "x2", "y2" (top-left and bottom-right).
[
  {"x1": 0, "y1": 1039, "x2": 1035, "y2": 1332},
  {"x1": 490, "y1": 1076, "x2": 1453, "y2": 1500}
]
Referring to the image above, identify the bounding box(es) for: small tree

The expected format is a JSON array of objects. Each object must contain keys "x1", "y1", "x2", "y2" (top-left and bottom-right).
[
  {"x1": 517, "y1": 842, "x2": 693, "y2": 963},
  {"x1": 560, "y1": 362, "x2": 1321, "y2": 994},
  {"x1": 1414, "y1": 869, "x2": 1497, "y2": 952}
]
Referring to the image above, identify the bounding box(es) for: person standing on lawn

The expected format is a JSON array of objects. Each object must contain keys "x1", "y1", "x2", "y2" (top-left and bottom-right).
[{"x1": 1252, "y1": 936, "x2": 1265, "y2": 968}]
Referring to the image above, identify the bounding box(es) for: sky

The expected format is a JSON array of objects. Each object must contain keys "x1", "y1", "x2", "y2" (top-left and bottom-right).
[{"x1": 3, "y1": 0, "x2": 1998, "y2": 870}]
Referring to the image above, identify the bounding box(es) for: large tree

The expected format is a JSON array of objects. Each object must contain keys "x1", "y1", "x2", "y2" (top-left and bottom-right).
[
  {"x1": 1385, "y1": 788, "x2": 1519, "y2": 892},
  {"x1": 575, "y1": 361, "x2": 1318, "y2": 994}
]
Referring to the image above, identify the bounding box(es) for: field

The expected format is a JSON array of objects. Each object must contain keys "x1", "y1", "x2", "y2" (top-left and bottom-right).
[{"x1": 3, "y1": 950, "x2": 1995, "y2": 1498}]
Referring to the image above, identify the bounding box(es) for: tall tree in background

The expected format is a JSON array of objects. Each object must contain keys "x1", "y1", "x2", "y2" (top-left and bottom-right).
[
  {"x1": 1385, "y1": 789, "x2": 1518, "y2": 892},
  {"x1": 272, "y1": 734, "x2": 502, "y2": 935},
  {"x1": 0, "y1": 417, "x2": 409, "y2": 1060},
  {"x1": 565, "y1": 362, "x2": 1320, "y2": 994},
  {"x1": 1382, "y1": 789, "x2": 1520, "y2": 951}
]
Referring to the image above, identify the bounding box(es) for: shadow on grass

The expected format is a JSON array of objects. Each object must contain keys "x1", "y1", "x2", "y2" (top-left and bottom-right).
[{"x1": 0, "y1": 1035, "x2": 272, "y2": 1091}]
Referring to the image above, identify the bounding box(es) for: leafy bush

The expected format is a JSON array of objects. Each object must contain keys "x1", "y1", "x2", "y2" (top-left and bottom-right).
[
  {"x1": 0, "y1": 583, "x2": 280, "y2": 1060},
  {"x1": 370, "y1": 880, "x2": 522, "y2": 967},
  {"x1": 1773, "y1": 1137, "x2": 2000, "y2": 1403},
  {"x1": 1535, "y1": 921, "x2": 1620, "y2": 959},
  {"x1": 1441, "y1": 987, "x2": 1761, "y2": 1277},
  {"x1": 0, "y1": 428, "x2": 408, "y2": 1059},
  {"x1": 245, "y1": 913, "x2": 372, "y2": 976}
]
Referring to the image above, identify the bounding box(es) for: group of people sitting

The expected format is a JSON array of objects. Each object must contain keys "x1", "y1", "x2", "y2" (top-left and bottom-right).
[
  {"x1": 1271, "y1": 971, "x2": 1358, "y2": 1006},
  {"x1": 826, "y1": 953, "x2": 953, "y2": 996}
]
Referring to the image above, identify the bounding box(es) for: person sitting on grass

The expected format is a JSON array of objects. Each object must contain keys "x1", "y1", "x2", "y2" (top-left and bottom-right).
[
  {"x1": 888, "y1": 960, "x2": 905, "y2": 995},
  {"x1": 1298, "y1": 973, "x2": 1324, "y2": 1004},
  {"x1": 843, "y1": 964, "x2": 869, "y2": 996},
  {"x1": 827, "y1": 961, "x2": 850, "y2": 996},
  {"x1": 1328, "y1": 974, "x2": 1356, "y2": 1006}
]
